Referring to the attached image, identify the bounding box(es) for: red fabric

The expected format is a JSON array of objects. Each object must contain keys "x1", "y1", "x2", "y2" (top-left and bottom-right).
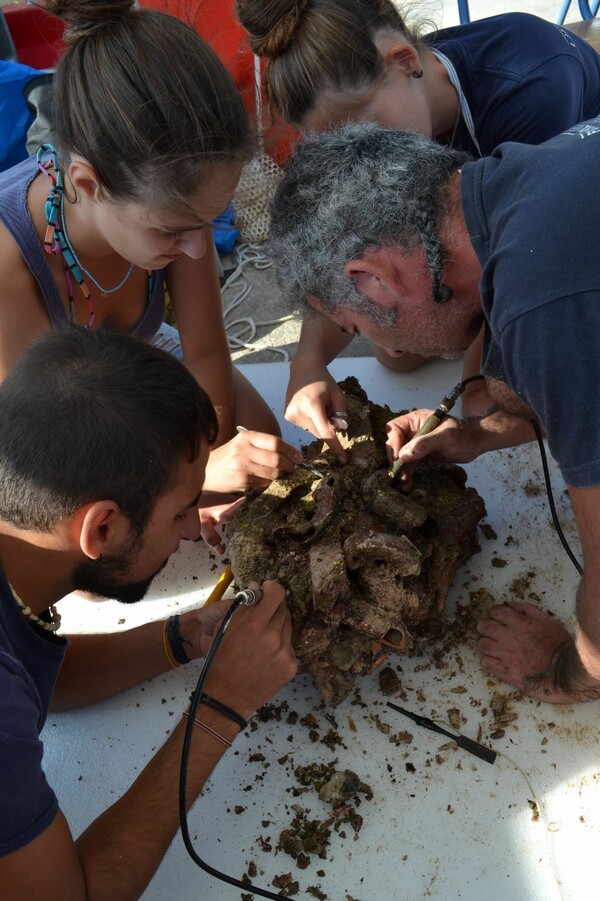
[
  {"x1": 4, "y1": 3, "x2": 64, "y2": 69},
  {"x1": 5, "y1": 0, "x2": 296, "y2": 162}
]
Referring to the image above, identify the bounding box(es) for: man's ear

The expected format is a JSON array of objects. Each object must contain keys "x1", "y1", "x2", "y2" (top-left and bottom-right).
[
  {"x1": 68, "y1": 158, "x2": 102, "y2": 202},
  {"x1": 382, "y1": 41, "x2": 422, "y2": 76},
  {"x1": 343, "y1": 256, "x2": 401, "y2": 307},
  {"x1": 74, "y1": 500, "x2": 130, "y2": 560}
]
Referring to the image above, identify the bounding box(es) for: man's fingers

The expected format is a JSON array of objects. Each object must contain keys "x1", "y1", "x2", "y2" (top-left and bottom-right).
[
  {"x1": 504, "y1": 601, "x2": 548, "y2": 619},
  {"x1": 478, "y1": 636, "x2": 503, "y2": 657},
  {"x1": 480, "y1": 653, "x2": 518, "y2": 683},
  {"x1": 476, "y1": 619, "x2": 505, "y2": 640}
]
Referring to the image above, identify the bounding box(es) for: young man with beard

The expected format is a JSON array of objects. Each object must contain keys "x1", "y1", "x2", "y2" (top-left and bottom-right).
[{"x1": 0, "y1": 325, "x2": 297, "y2": 898}]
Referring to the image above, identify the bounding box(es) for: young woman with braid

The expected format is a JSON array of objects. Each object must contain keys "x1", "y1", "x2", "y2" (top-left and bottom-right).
[
  {"x1": 235, "y1": 0, "x2": 600, "y2": 452},
  {"x1": 0, "y1": 0, "x2": 305, "y2": 535}
]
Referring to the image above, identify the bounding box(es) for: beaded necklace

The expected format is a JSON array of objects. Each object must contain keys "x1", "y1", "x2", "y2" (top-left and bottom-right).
[
  {"x1": 9, "y1": 582, "x2": 61, "y2": 633},
  {"x1": 36, "y1": 144, "x2": 153, "y2": 327}
]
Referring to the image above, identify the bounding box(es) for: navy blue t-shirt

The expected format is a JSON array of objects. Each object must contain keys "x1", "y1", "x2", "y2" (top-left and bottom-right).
[
  {"x1": 460, "y1": 119, "x2": 600, "y2": 488},
  {"x1": 0, "y1": 567, "x2": 66, "y2": 855},
  {"x1": 430, "y1": 13, "x2": 600, "y2": 156}
]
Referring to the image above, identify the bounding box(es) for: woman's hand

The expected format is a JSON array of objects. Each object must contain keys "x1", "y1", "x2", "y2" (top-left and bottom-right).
[
  {"x1": 197, "y1": 495, "x2": 246, "y2": 555},
  {"x1": 202, "y1": 430, "x2": 303, "y2": 496}
]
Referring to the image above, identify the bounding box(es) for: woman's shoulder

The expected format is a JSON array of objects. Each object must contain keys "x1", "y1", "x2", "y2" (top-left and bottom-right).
[{"x1": 0, "y1": 154, "x2": 39, "y2": 197}]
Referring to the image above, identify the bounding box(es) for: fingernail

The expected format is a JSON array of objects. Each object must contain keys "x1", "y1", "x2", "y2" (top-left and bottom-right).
[
  {"x1": 293, "y1": 451, "x2": 304, "y2": 464},
  {"x1": 212, "y1": 543, "x2": 225, "y2": 555}
]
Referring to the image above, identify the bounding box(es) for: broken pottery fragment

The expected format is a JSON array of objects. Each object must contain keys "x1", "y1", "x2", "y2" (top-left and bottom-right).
[{"x1": 226, "y1": 378, "x2": 486, "y2": 705}]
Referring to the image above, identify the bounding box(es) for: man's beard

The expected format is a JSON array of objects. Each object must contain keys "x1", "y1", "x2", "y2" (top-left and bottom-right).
[{"x1": 72, "y1": 533, "x2": 165, "y2": 605}]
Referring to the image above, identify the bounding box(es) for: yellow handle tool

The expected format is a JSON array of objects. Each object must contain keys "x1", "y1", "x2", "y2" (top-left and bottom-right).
[{"x1": 203, "y1": 564, "x2": 234, "y2": 606}]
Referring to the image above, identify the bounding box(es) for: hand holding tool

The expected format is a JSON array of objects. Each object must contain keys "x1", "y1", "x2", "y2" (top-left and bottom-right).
[
  {"x1": 389, "y1": 375, "x2": 484, "y2": 479},
  {"x1": 236, "y1": 425, "x2": 324, "y2": 479}
]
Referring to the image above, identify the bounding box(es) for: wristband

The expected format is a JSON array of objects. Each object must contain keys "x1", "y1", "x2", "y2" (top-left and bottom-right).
[
  {"x1": 182, "y1": 710, "x2": 231, "y2": 748},
  {"x1": 166, "y1": 614, "x2": 191, "y2": 665},
  {"x1": 200, "y1": 692, "x2": 248, "y2": 731},
  {"x1": 162, "y1": 619, "x2": 179, "y2": 669}
]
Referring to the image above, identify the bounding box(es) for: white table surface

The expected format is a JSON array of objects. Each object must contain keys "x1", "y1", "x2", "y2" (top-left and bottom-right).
[{"x1": 42, "y1": 357, "x2": 600, "y2": 901}]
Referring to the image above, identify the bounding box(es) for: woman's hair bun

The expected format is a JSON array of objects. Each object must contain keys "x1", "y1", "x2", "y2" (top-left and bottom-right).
[
  {"x1": 42, "y1": 0, "x2": 135, "y2": 41},
  {"x1": 236, "y1": 0, "x2": 310, "y2": 58}
]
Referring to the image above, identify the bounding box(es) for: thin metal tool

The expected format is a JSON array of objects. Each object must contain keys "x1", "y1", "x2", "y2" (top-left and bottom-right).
[
  {"x1": 236, "y1": 425, "x2": 324, "y2": 479},
  {"x1": 387, "y1": 701, "x2": 497, "y2": 765},
  {"x1": 389, "y1": 375, "x2": 484, "y2": 479}
]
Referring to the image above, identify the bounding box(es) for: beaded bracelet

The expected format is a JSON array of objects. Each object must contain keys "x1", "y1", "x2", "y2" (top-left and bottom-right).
[
  {"x1": 182, "y1": 710, "x2": 231, "y2": 748},
  {"x1": 166, "y1": 614, "x2": 191, "y2": 665},
  {"x1": 200, "y1": 692, "x2": 248, "y2": 731}
]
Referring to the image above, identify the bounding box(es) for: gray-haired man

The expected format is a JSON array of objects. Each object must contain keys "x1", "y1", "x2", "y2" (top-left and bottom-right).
[{"x1": 269, "y1": 120, "x2": 600, "y2": 706}]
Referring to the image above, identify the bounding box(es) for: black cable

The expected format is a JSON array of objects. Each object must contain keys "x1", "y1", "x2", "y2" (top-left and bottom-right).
[
  {"x1": 529, "y1": 418, "x2": 582, "y2": 575},
  {"x1": 178, "y1": 589, "x2": 283, "y2": 900},
  {"x1": 177, "y1": 383, "x2": 581, "y2": 900}
]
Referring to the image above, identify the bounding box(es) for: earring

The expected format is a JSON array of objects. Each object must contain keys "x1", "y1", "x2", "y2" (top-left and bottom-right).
[
  {"x1": 412, "y1": 69, "x2": 423, "y2": 79},
  {"x1": 433, "y1": 285, "x2": 453, "y2": 304}
]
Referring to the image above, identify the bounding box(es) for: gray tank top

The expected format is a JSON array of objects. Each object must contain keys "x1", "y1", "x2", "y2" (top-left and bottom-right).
[{"x1": 0, "y1": 155, "x2": 166, "y2": 341}]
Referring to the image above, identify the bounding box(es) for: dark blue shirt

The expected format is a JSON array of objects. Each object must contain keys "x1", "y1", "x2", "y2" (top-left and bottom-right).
[
  {"x1": 0, "y1": 566, "x2": 66, "y2": 855},
  {"x1": 460, "y1": 119, "x2": 600, "y2": 488},
  {"x1": 431, "y1": 13, "x2": 600, "y2": 155}
]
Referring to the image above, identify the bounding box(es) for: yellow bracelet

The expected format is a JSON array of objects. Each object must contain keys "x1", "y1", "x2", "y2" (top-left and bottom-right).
[{"x1": 162, "y1": 619, "x2": 179, "y2": 669}]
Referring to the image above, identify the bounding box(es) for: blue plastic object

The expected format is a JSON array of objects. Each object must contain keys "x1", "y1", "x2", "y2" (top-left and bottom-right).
[
  {"x1": 212, "y1": 203, "x2": 239, "y2": 255},
  {"x1": 557, "y1": 0, "x2": 600, "y2": 24},
  {"x1": 457, "y1": 0, "x2": 470, "y2": 25},
  {"x1": 0, "y1": 59, "x2": 41, "y2": 171}
]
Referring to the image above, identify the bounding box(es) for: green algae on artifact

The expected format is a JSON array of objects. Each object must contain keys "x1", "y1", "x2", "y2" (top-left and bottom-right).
[{"x1": 226, "y1": 378, "x2": 486, "y2": 705}]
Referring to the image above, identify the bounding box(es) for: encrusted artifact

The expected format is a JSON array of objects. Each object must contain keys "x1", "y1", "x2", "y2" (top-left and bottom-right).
[{"x1": 226, "y1": 378, "x2": 486, "y2": 705}]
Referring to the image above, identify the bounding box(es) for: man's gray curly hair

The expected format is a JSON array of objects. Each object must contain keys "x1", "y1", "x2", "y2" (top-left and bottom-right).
[{"x1": 268, "y1": 123, "x2": 471, "y2": 321}]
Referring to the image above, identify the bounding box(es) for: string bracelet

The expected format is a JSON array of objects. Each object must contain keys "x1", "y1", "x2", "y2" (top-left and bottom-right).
[
  {"x1": 200, "y1": 692, "x2": 248, "y2": 731},
  {"x1": 166, "y1": 614, "x2": 191, "y2": 665},
  {"x1": 182, "y1": 710, "x2": 232, "y2": 748},
  {"x1": 162, "y1": 619, "x2": 179, "y2": 669}
]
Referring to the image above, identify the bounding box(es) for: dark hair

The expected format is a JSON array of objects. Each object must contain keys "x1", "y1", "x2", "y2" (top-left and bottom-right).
[
  {"x1": 41, "y1": 0, "x2": 250, "y2": 216},
  {"x1": 236, "y1": 0, "x2": 428, "y2": 126},
  {"x1": 0, "y1": 325, "x2": 218, "y2": 532},
  {"x1": 268, "y1": 123, "x2": 469, "y2": 312}
]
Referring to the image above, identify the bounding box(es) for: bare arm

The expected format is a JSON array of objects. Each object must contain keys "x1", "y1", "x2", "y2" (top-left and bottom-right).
[
  {"x1": 477, "y1": 485, "x2": 600, "y2": 703},
  {"x1": 167, "y1": 247, "x2": 300, "y2": 499},
  {"x1": 285, "y1": 315, "x2": 352, "y2": 460},
  {"x1": 0, "y1": 225, "x2": 52, "y2": 381},
  {"x1": 459, "y1": 327, "x2": 493, "y2": 419},
  {"x1": 546, "y1": 485, "x2": 600, "y2": 696},
  {"x1": 385, "y1": 406, "x2": 538, "y2": 475},
  {"x1": 52, "y1": 599, "x2": 233, "y2": 711},
  {"x1": 166, "y1": 243, "x2": 235, "y2": 446},
  {"x1": 2, "y1": 582, "x2": 297, "y2": 900}
]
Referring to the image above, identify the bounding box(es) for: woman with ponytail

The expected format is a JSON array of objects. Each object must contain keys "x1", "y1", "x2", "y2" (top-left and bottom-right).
[
  {"x1": 235, "y1": 0, "x2": 600, "y2": 443},
  {"x1": 0, "y1": 0, "x2": 303, "y2": 528}
]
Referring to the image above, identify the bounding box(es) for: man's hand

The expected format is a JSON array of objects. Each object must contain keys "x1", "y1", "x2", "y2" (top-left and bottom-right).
[
  {"x1": 285, "y1": 363, "x2": 348, "y2": 461},
  {"x1": 175, "y1": 597, "x2": 235, "y2": 659},
  {"x1": 203, "y1": 580, "x2": 298, "y2": 718},
  {"x1": 385, "y1": 409, "x2": 483, "y2": 482},
  {"x1": 477, "y1": 602, "x2": 600, "y2": 703}
]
